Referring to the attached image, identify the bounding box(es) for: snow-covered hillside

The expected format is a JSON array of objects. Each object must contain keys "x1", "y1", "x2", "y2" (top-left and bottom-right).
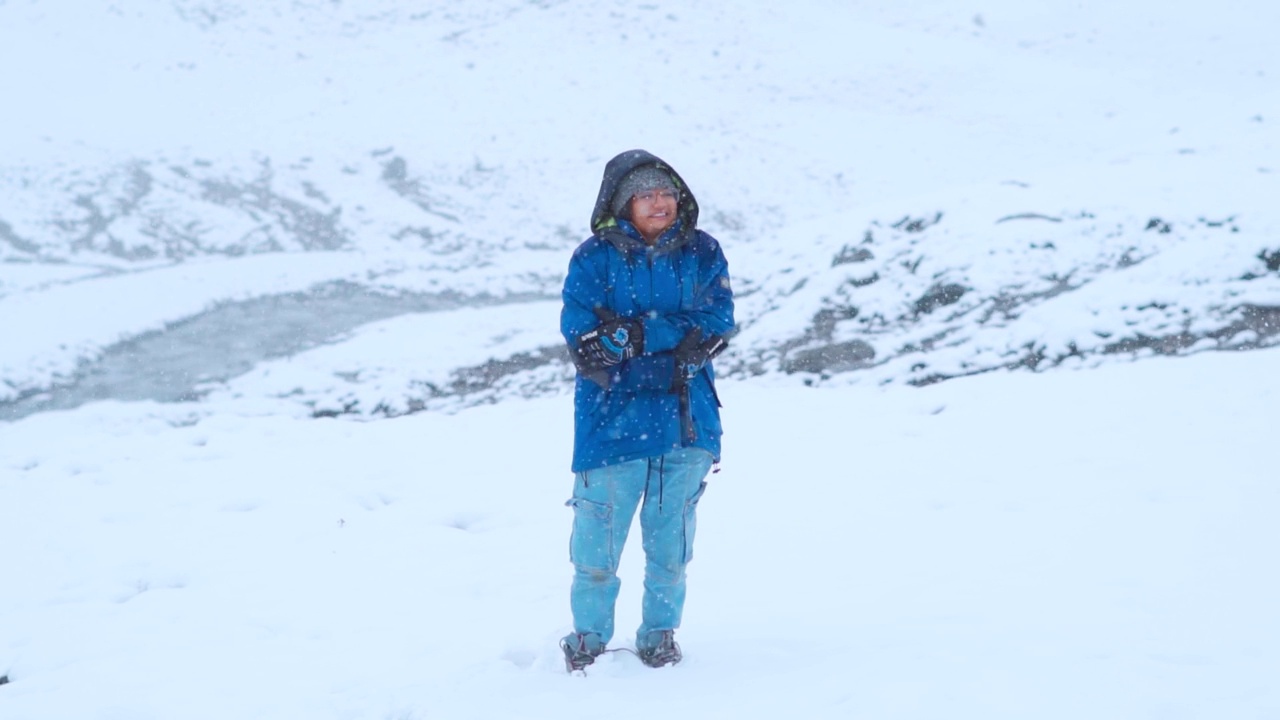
[
  {"x1": 2, "y1": 0, "x2": 1277, "y2": 418},
  {"x1": 2, "y1": 2, "x2": 1279, "y2": 717}
]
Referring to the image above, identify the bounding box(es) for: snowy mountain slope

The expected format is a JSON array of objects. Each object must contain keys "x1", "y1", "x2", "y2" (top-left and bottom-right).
[
  {"x1": 1, "y1": 3, "x2": 1278, "y2": 717},
  {"x1": 728, "y1": 198, "x2": 1280, "y2": 385},
  {"x1": 1, "y1": 0, "x2": 1278, "y2": 418}
]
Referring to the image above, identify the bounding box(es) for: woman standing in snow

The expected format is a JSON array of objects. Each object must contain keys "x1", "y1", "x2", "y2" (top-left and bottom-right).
[{"x1": 559, "y1": 149, "x2": 735, "y2": 671}]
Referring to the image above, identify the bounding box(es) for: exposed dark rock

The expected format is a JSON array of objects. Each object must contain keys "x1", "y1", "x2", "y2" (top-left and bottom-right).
[
  {"x1": 9, "y1": 158, "x2": 365, "y2": 260},
  {"x1": 60, "y1": 164, "x2": 155, "y2": 256},
  {"x1": 906, "y1": 303, "x2": 1280, "y2": 388},
  {"x1": 0, "y1": 219, "x2": 41, "y2": 255},
  {"x1": 1116, "y1": 248, "x2": 1147, "y2": 268},
  {"x1": 1100, "y1": 305, "x2": 1280, "y2": 357},
  {"x1": 783, "y1": 340, "x2": 876, "y2": 374},
  {"x1": 1260, "y1": 249, "x2": 1280, "y2": 273},
  {"x1": 381, "y1": 156, "x2": 460, "y2": 222},
  {"x1": 1243, "y1": 304, "x2": 1280, "y2": 336},
  {"x1": 1213, "y1": 304, "x2": 1280, "y2": 344},
  {"x1": 892, "y1": 212, "x2": 943, "y2": 233},
  {"x1": 898, "y1": 328, "x2": 962, "y2": 355},
  {"x1": 845, "y1": 272, "x2": 880, "y2": 288},
  {"x1": 1104, "y1": 332, "x2": 1200, "y2": 355},
  {"x1": 447, "y1": 345, "x2": 570, "y2": 396},
  {"x1": 910, "y1": 373, "x2": 949, "y2": 387},
  {"x1": 1011, "y1": 342, "x2": 1047, "y2": 369},
  {"x1": 1145, "y1": 217, "x2": 1172, "y2": 233},
  {"x1": 907, "y1": 340, "x2": 1051, "y2": 387},
  {"x1": 811, "y1": 306, "x2": 859, "y2": 339},
  {"x1": 977, "y1": 273, "x2": 1080, "y2": 324},
  {"x1": 316, "y1": 344, "x2": 576, "y2": 419},
  {"x1": 63, "y1": 195, "x2": 115, "y2": 253},
  {"x1": 312, "y1": 400, "x2": 362, "y2": 418},
  {"x1": 832, "y1": 246, "x2": 874, "y2": 266},
  {"x1": 914, "y1": 283, "x2": 967, "y2": 315},
  {"x1": 200, "y1": 167, "x2": 348, "y2": 252},
  {"x1": 908, "y1": 365, "x2": 998, "y2": 387},
  {"x1": 1199, "y1": 216, "x2": 1237, "y2": 230}
]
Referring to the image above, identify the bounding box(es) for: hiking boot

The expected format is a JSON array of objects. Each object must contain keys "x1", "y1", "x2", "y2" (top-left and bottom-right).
[
  {"x1": 560, "y1": 632, "x2": 605, "y2": 672},
  {"x1": 636, "y1": 630, "x2": 682, "y2": 668}
]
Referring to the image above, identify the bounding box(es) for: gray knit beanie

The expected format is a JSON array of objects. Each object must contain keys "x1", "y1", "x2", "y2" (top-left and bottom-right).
[{"x1": 610, "y1": 166, "x2": 678, "y2": 219}]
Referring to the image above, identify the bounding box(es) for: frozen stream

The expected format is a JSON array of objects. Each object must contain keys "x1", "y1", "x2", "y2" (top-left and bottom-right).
[{"x1": 0, "y1": 283, "x2": 548, "y2": 422}]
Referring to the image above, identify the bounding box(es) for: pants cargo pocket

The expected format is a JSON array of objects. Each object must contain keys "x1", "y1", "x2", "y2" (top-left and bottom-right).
[
  {"x1": 566, "y1": 497, "x2": 615, "y2": 572},
  {"x1": 681, "y1": 481, "x2": 708, "y2": 565}
]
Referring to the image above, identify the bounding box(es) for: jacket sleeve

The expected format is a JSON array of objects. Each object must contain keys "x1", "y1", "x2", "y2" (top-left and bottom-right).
[
  {"x1": 640, "y1": 233, "x2": 736, "y2": 354},
  {"x1": 561, "y1": 243, "x2": 677, "y2": 392},
  {"x1": 560, "y1": 242, "x2": 609, "y2": 349},
  {"x1": 561, "y1": 234, "x2": 734, "y2": 392}
]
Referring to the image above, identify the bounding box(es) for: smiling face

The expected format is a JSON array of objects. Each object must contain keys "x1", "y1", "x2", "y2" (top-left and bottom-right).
[{"x1": 629, "y1": 188, "x2": 678, "y2": 244}]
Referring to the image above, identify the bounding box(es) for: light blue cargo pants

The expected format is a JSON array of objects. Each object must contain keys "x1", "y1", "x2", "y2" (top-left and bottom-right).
[{"x1": 563, "y1": 446, "x2": 712, "y2": 651}]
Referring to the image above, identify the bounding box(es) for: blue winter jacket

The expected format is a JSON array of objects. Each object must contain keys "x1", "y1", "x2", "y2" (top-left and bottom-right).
[{"x1": 562, "y1": 150, "x2": 735, "y2": 472}]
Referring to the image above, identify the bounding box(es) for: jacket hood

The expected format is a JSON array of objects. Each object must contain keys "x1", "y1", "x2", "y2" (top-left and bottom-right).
[{"x1": 590, "y1": 149, "x2": 700, "y2": 254}]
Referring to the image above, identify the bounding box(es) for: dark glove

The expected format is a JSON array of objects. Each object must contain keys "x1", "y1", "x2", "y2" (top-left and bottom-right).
[
  {"x1": 670, "y1": 327, "x2": 728, "y2": 390},
  {"x1": 576, "y1": 317, "x2": 645, "y2": 372}
]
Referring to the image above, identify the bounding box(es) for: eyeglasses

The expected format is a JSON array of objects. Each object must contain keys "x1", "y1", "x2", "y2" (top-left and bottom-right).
[{"x1": 633, "y1": 189, "x2": 677, "y2": 204}]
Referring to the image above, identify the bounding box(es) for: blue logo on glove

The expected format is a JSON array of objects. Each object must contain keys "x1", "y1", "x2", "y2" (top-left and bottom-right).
[{"x1": 600, "y1": 327, "x2": 630, "y2": 356}]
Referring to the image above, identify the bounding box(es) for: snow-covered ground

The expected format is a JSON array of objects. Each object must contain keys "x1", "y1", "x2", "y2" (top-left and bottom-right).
[
  {"x1": 2, "y1": 0, "x2": 1279, "y2": 716},
  {"x1": 2, "y1": 347, "x2": 1277, "y2": 719}
]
